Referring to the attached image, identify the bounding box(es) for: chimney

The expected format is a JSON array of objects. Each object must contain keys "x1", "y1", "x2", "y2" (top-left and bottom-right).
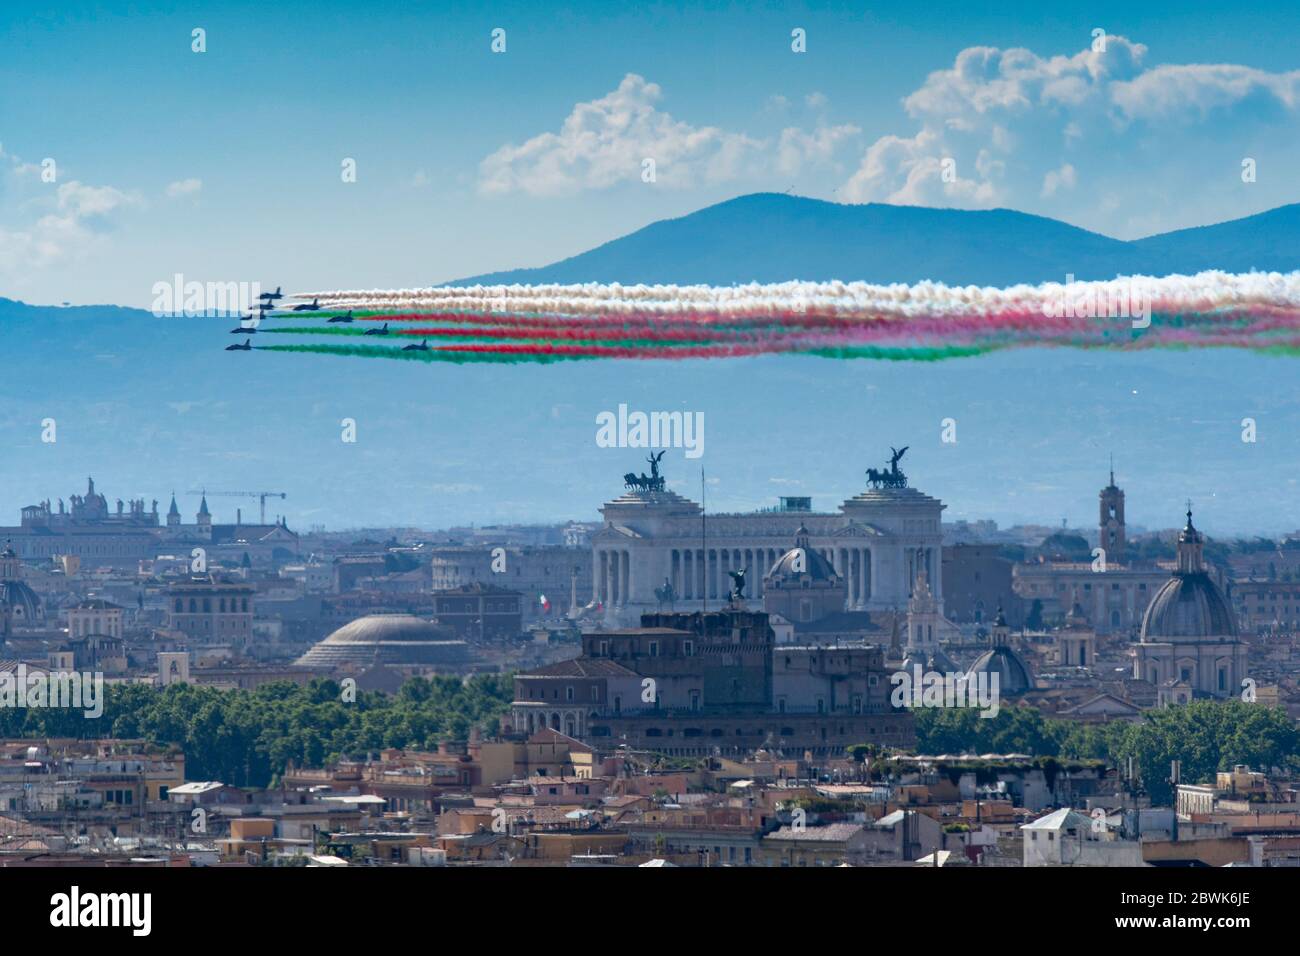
[{"x1": 237, "y1": 508, "x2": 242, "y2": 526}]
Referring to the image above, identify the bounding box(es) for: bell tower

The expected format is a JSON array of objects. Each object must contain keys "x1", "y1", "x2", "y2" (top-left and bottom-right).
[{"x1": 1099, "y1": 458, "x2": 1126, "y2": 565}]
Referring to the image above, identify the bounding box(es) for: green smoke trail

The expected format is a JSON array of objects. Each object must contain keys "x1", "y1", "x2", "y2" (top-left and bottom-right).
[
  {"x1": 802, "y1": 344, "x2": 999, "y2": 361},
  {"x1": 255, "y1": 343, "x2": 604, "y2": 365}
]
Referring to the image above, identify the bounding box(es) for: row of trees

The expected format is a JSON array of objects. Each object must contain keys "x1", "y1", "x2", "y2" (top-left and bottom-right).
[
  {"x1": 0, "y1": 675, "x2": 514, "y2": 789},
  {"x1": 5, "y1": 674, "x2": 1292, "y2": 804},
  {"x1": 914, "y1": 701, "x2": 1300, "y2": 804}
]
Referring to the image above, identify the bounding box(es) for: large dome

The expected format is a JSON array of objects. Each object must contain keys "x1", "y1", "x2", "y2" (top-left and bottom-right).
[
  {"x1": 1140, "y1": 508, "x2": 1237, "y2": 643},
  {"x1": 1140, "y1": 573, "x2": 1236, "y2": 641},
  {"x1": 767, "y1": 524, "x2": 838, "y2": 583},
  {"x1": 320, "y1": 614, "x2": 448, "y2": 644},
  {"x1": 295, "y1": 614, "x2": 471, "y2": 669},
  {"x1": 0, "y1": 580, "x2": 43, "y2": 626},
  {"x1": 967, "y1": 646, "x2": 1034, "y2": 695}
]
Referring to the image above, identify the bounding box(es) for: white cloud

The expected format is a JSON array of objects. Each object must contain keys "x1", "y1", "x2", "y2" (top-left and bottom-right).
[
  {"x1": 59, "y1": 180, "x2": 136, "y2": 217},
  {"x1": 165, "y1": 177, "x2": 202, "y2": 198},
  {"x1": 479, "y1": 73, "x2": 855, "y2": 195},
  {"x1": 1111, "y1": 64, "x2": 1300, "y2": 120},
  {"x1": 0, "y1": 151, "x2": 141, "y2": 277},
  {"x1": 839, "y1": 36, "x2": 1300, "y2": 229},
  {"x1": 777, "y1": 123, "x2": 860, "y2": 176},
  {"x1": 1041, "y1": 162, "x2": 1077, "y2": 198}
]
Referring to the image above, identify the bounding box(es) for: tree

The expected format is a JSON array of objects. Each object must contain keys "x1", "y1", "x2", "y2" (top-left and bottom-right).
[{"x1": 8, "y1": 674, "x2": 516, "y2": 788}]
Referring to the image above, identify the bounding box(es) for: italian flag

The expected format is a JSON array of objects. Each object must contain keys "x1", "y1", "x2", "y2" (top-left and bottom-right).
[{"x1": 539, "y1": 593, "x2": 551, "y2": 612}]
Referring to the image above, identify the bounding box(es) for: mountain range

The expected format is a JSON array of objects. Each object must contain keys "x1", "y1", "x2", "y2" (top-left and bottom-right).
[
  {"x1": 3, "y1": 194, "x2": 1299, "y2": 534},
  {"x1": 454, "y1": 192, "x2": 1300, "y2": 287}
]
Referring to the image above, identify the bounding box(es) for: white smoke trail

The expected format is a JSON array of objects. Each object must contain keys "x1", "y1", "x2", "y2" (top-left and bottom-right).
[{"x1": 296, "y1": 271, "x2": 1300, "y2": 320}]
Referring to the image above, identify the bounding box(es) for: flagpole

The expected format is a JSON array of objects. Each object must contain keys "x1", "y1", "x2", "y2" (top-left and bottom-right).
[{"x1": 701, "y1": 465, "x2": 707, "y2": 614}]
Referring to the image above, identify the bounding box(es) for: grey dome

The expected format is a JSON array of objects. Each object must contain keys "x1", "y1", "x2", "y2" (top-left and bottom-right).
[
  {"x1": 320, "y1": 614, "x2": 447, "y2": 644},
  {"x1": 967, "y1": 646, "x2": 1034, "y2": 695},
  {"x1": 768, "y1": 525, "x2": 838, "y2": 583},
  {"x1": 0, "y1": 581, "x2": 43, "y2": 624},
  {"x1": 903, "y1": 646, "x2": 957, "y2": 674},
  {"x1": 295, "y1": 614, "x2": 470, "y2": 669},
  {"x1": 1140, "y1": 573, "x2": 1237, "y2": 642}
]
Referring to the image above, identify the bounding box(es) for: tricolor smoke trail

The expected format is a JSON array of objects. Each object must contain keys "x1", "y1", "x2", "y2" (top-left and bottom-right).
[{"x1": 241, "y1": 271, "x2": 1300, "y2": 364}]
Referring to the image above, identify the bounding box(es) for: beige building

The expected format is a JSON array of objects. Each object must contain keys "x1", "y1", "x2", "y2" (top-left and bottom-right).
[
  {"x1": 166, "y1": 574, "x2": 255, "y2": 645},
  {"x1": 1013, "y1": 471, "x2": 1170, "y2": 634}
]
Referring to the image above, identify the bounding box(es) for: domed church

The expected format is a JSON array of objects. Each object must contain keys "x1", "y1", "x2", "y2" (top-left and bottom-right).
[
  {"x1": 762, "y1": 524, "x2": 847, "y2": 623},
  {"x1": 966, "y1": 604, "x2": 1035, "y2": 696},
  {"x1": 0, "y1": 542, "x2": 44, "y2": 640},
  {"x1": 1134, "y1": 508, "x2": 1247, "y2": 701}
]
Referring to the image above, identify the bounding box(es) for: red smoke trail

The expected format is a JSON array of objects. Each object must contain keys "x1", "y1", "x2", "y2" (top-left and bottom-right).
[
  {"x1": 432, "y1": 341, "x2": 787, "y2": 359},
  {"x1": 394, "y1": 324, "x2": 749, "y2": 343}
]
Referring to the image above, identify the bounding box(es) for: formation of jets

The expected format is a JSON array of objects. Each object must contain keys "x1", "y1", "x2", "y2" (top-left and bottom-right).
[{"x1": 225, "y1": 286, "x2": 412, "y2": 353}]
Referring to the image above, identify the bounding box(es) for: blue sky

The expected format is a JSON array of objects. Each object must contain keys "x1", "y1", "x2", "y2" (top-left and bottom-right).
[{"x1": 4, "y1": 0, "x2": 1300, "y2": 305}]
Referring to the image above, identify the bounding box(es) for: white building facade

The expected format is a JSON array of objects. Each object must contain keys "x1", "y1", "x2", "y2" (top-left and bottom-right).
[{"x1": 591, "y1": 477, "x2": 945, "y2": 628}]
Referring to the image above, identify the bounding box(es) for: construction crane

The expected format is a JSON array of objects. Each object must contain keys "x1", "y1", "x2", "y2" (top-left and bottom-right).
[{"x1": 187, "y1": 490, "x2": 287, "y2": 524}]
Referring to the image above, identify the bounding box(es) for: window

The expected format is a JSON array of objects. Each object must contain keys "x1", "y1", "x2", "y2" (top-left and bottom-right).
[
  {"x1": 649, "y1": 641, "x2": 659, "y2": 657},
  {"x1": 683, "y1": 640, "x2": 694, "y2": 657}
]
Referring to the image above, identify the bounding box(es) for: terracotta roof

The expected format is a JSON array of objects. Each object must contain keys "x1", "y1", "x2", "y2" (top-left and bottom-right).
[
  {"x1": 765, "y1": 822, "x2": 864, "y2": 842},
  {"x1": 517, "y1": 659, "x2": 639, "y2": 679}
]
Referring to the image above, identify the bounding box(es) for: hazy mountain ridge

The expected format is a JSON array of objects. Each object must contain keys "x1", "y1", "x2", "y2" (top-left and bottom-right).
[{"x1": 451, "y1": 193, "x2": 1300, "y2": 287}]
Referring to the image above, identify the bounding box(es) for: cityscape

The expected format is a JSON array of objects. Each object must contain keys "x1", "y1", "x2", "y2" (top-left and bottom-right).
[
  {"x1": 0, "y1": 456, "x2": 1296, "y2": 874},
  {"x1": 6, "y1": 0, "x2": 1294, "y2": 937}
]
